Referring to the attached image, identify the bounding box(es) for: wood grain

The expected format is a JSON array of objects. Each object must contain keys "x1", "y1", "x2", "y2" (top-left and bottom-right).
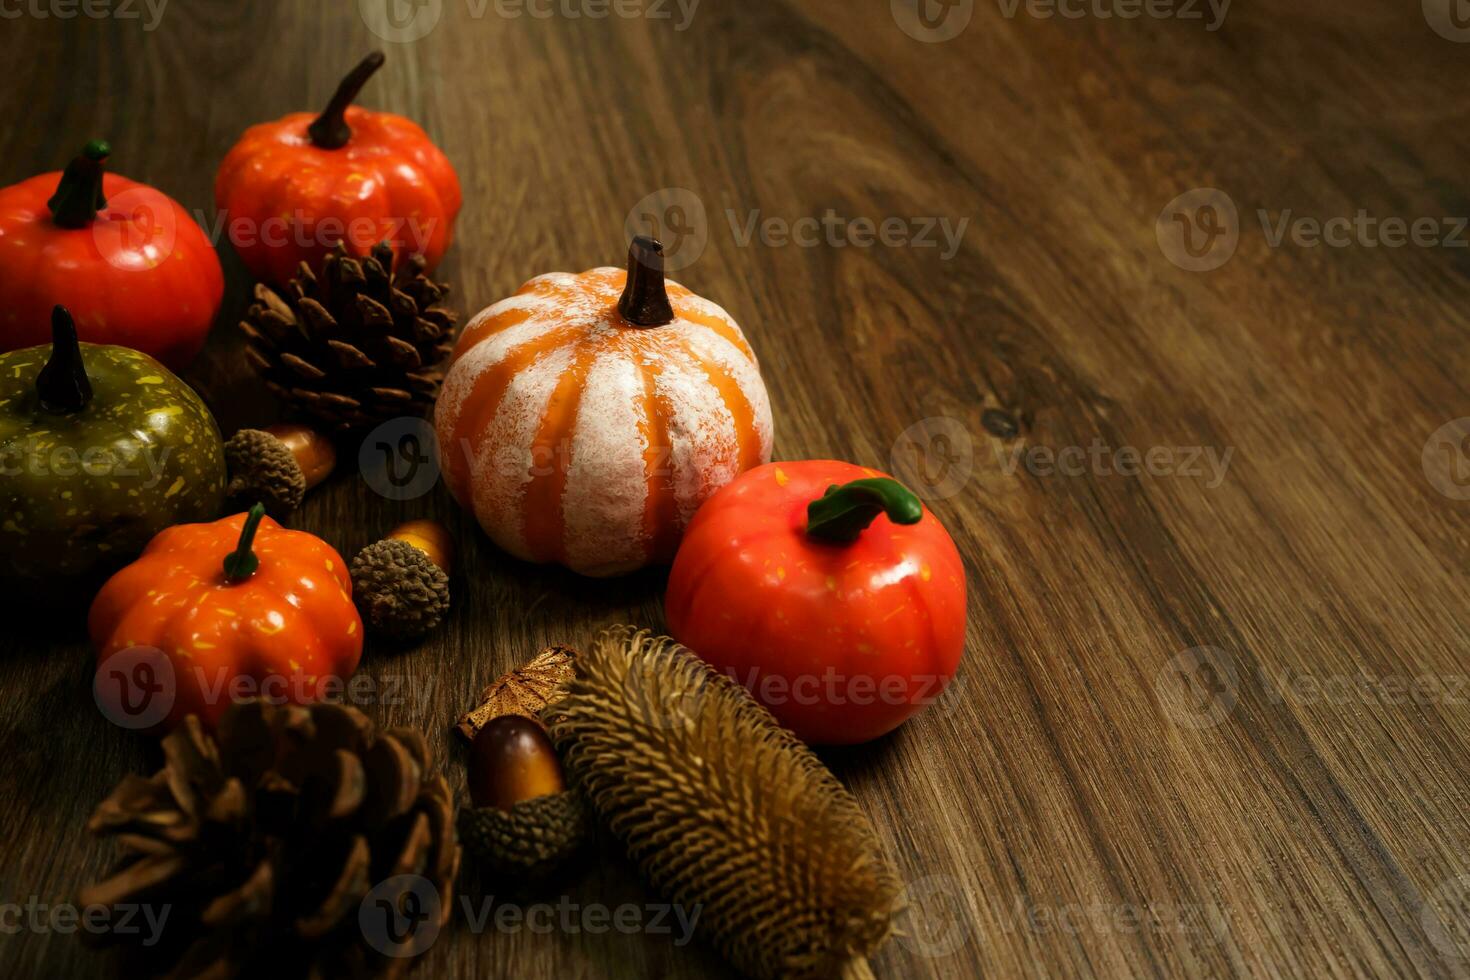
[{"x1": 2, "y1": 1, "x2": 1469, "y2": 977}]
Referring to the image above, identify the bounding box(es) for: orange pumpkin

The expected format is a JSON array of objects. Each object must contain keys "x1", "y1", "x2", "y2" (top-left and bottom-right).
[
  {"x1": 90, "y1": 505, "x2": 363, "y2": 731},
  {"x1": 214, "y1": 52, "x2": 461, "y2": 285},
  {"x1": 434, "y1": 237, "x2": 774, "y2": 576}
]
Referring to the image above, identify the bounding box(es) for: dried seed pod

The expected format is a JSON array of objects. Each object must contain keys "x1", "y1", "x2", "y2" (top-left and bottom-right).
[
  {"x1": 223, "y1": 423, "x2": 337, "y2": 517},
  {"x1": 547, "y1": 626, "x2": 902, "y2": 980},
  {"x1": 458, "y1": 716, "x2": 590, "y2": 880},
  {"x1": 455, "y1": 645, "x2": 577, "y2": 743},
  {"x1": 351, "y1": 520, "x2": 452, "y2": 641}
]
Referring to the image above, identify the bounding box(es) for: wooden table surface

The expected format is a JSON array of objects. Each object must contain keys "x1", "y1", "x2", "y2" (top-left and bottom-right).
[{"x1": 3, "y1": 1, "x2": 1470, "y2": 977}]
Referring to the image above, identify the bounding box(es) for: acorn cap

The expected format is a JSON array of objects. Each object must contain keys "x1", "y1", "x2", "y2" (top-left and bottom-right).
[
  {"x1": 224, "y1": 428, "x2": 306, "y2": 517},
  {"x1": 457, "y1": 790, "x2": 592, "y2": 881},
  {"x1": 351, "y1": 538, "x2": 450, "y2": 640}
]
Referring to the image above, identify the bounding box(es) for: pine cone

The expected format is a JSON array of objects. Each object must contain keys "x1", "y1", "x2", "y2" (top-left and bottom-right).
[
  {"x1": 79, "y1": 700, "x2": 461, "y2": 979},
  {"x1": 240, "y1": 242, "x2": 458, "y2": 432}
]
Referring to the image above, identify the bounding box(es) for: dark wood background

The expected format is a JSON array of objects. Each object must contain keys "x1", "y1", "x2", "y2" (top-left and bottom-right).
[{"x1": 3, "y1": 0, "x2": 1470, "y2": 976}]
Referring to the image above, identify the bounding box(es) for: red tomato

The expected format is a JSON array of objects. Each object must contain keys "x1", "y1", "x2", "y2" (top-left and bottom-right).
[
  {"x1": 214, "y1": 52, "x2": 461, "y2": 285},
  {"x1": 666, "y1": 460, "x2": 967, "y2": 744},
  {"x1": 0, "y1": 141, "x2": 223, "y2": 370}
]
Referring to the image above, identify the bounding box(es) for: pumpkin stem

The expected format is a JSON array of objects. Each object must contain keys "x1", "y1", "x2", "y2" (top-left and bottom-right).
[
  {"x1": 37, "y1": 306, "x2": 93, "y2": 414},
  {"x1": 223, "y1": 503, "x2": 267, "y2": 582},
  {"x1": 805, "y1": 477, "x2": 923, "y2": 544},
  {"x1": 308, "y1": 51, "x2": 386, "y2": 150},
  {"x1": 618, "y1": 236, "x2": 675, "y2": 327},
  {"x1": 47, "y1": 140, "x2": 110, "y2": 229}
]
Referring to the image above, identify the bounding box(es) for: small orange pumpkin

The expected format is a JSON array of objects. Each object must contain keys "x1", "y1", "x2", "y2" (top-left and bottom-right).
[
  {"x1": 434, "y1": 237, "x2": 774, "y2": 576},
  {"x1": 90, "y1": 505, "x2": 363, "y2": 731}
]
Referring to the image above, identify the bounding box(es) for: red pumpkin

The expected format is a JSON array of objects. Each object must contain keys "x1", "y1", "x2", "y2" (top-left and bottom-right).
[
  {"x1": 90, "y1": 505, "x2": 363, "y2": 731},
  {"x1": 215, "y1": 52, "x2": 462, "y2": 285},
  {"x1": 665, "y1": 461, "x2": 966, "y2": 744},
  {"x1": 0, "y1": 141, "x2": 223, "y2": 370}
]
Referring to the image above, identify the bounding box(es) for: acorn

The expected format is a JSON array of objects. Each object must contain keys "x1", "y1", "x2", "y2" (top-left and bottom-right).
[
  {"x1": 457, "y1": 715, "x2": 591, "y2": 881},
  {"x1": 223, "y1": 423, "x2": 336, "y2": 518},
  {"x1": 350, "y1": 519, "x2": 452, "y2": 641}
]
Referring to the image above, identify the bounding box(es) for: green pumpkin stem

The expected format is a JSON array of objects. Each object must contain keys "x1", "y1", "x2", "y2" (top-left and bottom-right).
[
  {"x1": 47, "y1": 140, "x2": 110, "y2": 229},
  {"x1": 805, "y1": 477, "x2": 924, "y2": 544},
  {"x1": 308, "y1": 51, "x2": 386, "y2": 150},
  {"x1": 618, "y1": 236, "x2": 675, "y2": 327},
  {"x1": 223, "y1": 503, "x2": 267, "y2": 582},
  {"x1": 37, "y1": 306, "x2": 93, "y2": 414}
]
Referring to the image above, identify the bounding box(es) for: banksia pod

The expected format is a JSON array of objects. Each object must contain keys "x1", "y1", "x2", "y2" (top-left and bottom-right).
[{"x1": 546, "y1": 627, "x2": 901, "y2": 979}]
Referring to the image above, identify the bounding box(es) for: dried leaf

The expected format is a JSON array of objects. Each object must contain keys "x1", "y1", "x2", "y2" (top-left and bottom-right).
[{"x1": 455, "y1": 645, "x2": 577, "y2": 743}]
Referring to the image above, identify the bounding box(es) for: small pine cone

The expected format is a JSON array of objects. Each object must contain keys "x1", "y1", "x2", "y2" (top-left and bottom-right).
[
  {"x1": 239, "y1": 241, "x2": 459, "y2": 433},
  {"x1": 79, "y1": 701, "x2": 461, "y2": 979},
  {"x1": 352, "y1": 539, "x2": 450, "y2": 641}
]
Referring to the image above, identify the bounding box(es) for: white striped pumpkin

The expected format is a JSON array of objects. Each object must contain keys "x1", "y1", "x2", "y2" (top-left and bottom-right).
[{"x1": 434, "y1": 240, "x2": 774, "y2": 576}]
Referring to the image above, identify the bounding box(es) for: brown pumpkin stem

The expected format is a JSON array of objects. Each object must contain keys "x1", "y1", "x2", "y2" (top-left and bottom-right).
[
  {"x1": 223, "y1": 504, "x2": 267, "y2": 582},
  {"x1": 37, "y1": 306, "x2": 93, "y2": 414},
  {"x1": 308, "y1": 51, "x2": 386, "y2": 150},
  {"x1": 47, "y1": 140, "x2": 110, "y2": 229},
  {"x1": 618, "y1": 236, "x2": 674, "y2": 327}
]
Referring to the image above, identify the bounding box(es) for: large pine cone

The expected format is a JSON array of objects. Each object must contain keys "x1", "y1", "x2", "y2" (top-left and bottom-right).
[
  {"x1": 240, "y1": 243, "x2": 458, "y2": 432},
  {"x1": 79, "y1": 701, "x2": 461, "y2": 979}
]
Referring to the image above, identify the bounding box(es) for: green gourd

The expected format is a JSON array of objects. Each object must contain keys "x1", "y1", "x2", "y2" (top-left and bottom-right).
[{"x1": 0, "y1": 306, "x2": 225, "y2": 590}]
